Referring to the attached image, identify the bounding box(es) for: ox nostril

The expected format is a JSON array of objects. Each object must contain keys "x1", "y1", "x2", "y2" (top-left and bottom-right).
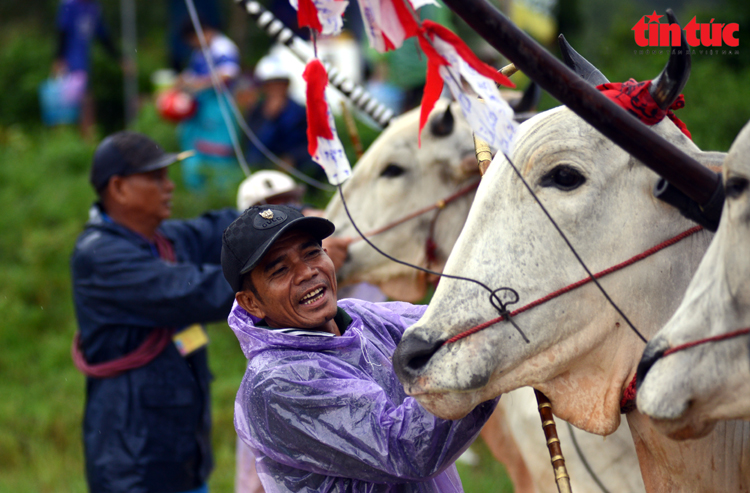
[
  {"x1": 636, "y1": 338, "x2": 670, "y2": 391},
  {"x1": 393, "y1": 335, "x2": 444, "y2": 382}
]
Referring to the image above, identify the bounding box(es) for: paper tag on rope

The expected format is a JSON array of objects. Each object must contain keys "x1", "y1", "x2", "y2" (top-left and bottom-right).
[
  {"x1": 311, "y1": 104, "x2": 352, "y2": 185},
  {"x1": 415, "y1": 21, "x2": 516, "y2": 151},
  {"x1": 290, "y1": 0, "x2": 349, "y2": 35},
  {"x1": 356, "y1": 0, "x2": 421, "y2": 52},
  {"x1": 434, "y1": 38, "x2": 517, "y2": 154}
]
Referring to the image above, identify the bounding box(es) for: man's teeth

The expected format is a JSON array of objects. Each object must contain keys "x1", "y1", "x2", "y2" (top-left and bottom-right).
[{"x1": 301, "y1": 287, "x2": 324, "y2": 305}]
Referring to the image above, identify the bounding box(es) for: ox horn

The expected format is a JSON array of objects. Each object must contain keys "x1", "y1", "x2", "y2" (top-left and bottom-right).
[
  {"x1": 430, "y1": 104, "x2": 455, "y2": 137},
  {"x1": 649, "y1": 9, "x2": 691, "y2": 109},
  {"x1": 510, "y1": 82, "x2": 542, "y2": 114},
  {"x1": 557, "y1": 34, "x2": 609, "y2": 86},
  {"x1": 439, "y1": 0, "x2": 723, "y2": 228}
]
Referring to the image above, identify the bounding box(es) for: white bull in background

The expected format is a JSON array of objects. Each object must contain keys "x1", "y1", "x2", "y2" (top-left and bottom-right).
[
  {"x1": 390, "y1": 60, "x2": 747, "y2": 490},
  {"x1": 637, "y1": 120, "x2": 750, "y2": 438},
  {"x1": 327, "y1": 100, "x2": 645, "y2": 493}
]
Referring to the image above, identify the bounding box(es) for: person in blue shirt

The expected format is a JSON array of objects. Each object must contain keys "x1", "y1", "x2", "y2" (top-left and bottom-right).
[
  {"x1": 176, "y1": 19, "x2": 243, "y2": 191},
  {"x1": 54, "y1": 0, "x2": 120, "y2": 138},
  {"x1": 244, "y1": 50, "x2": 322, "y2": 181},
  {"x1": 70, "y1": 131, "x2": 239, "y2": 492}
]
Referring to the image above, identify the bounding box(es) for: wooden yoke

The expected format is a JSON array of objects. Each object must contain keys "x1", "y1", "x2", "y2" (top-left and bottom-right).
[{"x1": 535, "y1": 390, "x2": 573, "y2": 493}]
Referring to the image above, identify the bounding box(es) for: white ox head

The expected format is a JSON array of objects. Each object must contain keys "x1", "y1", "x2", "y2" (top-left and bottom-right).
[
  {"x1": 392, "y1": 99, "x2": 724, "y2": 435},
  {"x1": 326, "y1": 100, "x2": 479, "y2": 302},
  {"x1": 637, "y1": 121, "x2": 750, "y2": 439}
]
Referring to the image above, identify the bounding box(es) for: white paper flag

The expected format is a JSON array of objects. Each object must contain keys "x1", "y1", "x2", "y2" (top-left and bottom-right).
[
  {"x1": 433, "y1": 36, "x2": 517, "y2": 155},
  {"x1": 312, "y1": 97, "x2": 352, "y2": 185},
  {"x1": 356, "y1": 0, "x2": 435, "y2": 53}
]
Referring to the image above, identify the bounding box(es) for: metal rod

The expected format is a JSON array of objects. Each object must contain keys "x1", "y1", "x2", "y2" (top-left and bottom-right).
[
  {"x1": 535, "y1": 390, "x2": 573, "y2": 493},
  {"x1": 440, "y1": 0, "x2": 720, "y2": 207}
]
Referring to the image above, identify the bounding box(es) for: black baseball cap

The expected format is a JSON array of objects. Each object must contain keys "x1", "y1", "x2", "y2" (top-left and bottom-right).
[
  {"x1": 90, "y1": 131, "x2": 194, "y2": 192},
  {"x1": 221, "y1": 204, "x2": 335, "y2": 292}
]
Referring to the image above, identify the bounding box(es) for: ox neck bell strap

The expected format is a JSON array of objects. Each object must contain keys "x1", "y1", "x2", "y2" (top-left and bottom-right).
[{"x1": 597, "y1": 79, "x2": 692, "y2": 140}]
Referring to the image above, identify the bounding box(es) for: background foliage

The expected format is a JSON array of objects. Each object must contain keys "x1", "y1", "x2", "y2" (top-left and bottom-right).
[{"x1": 1, "y1": 0, "x2": 748, "y2": 491}]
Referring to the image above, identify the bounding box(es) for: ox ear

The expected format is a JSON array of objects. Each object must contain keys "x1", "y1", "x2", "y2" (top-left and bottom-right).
[
  {"x1": 430, "y1": 104, "x2": 455, "y2": 137},
  {"x1": 649, "y1": 9, "x2": 691, "y2": 110},
  {"x1": 558, "y1": 34, "x2": 609, "y2": 86}
]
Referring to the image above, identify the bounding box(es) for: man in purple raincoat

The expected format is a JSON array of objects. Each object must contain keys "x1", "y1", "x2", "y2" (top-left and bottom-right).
[{"x1": 221, "y1": 204, "x2": 497, "y2": 492}]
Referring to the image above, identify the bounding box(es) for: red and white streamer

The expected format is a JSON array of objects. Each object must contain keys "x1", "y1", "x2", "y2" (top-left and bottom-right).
[
  {"x1": 303, "y1": 59, "x2": 352, "y2": 185},
  {"x1": 417, "y1": 20, "x2": 517, "y2": 152},
  {"x1": 292, "y1": 0, "x2": 349, "y2": 35},
  {"x1": 355, "y1": 0, "x2": 434, "y2": 52}
]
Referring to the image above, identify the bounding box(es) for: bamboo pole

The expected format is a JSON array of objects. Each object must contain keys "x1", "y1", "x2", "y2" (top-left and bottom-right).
[{"x1": 535, "y1": 390, "x2": 573, "y2": 493}]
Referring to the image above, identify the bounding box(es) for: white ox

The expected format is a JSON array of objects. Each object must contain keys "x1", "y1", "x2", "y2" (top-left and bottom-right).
[
  {"x1": 389, "y1": 87, "x2": 748, "y2": 490},
  {"x1": 327, "y1": 100, "x2": 645, "y2": 493},
  {"x1": 637, "y1": 120, "x2": 750, "y2": 438}
]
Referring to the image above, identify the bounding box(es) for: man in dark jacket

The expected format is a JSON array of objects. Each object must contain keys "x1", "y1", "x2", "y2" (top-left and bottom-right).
[{"x1": 70, "y1": 131, "x2": 239, "y2": 493}]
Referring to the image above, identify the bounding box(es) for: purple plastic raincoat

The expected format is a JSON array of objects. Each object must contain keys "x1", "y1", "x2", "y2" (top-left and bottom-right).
[{"x1": 229, "y1": 299, "x2": 497, "y2": 492}]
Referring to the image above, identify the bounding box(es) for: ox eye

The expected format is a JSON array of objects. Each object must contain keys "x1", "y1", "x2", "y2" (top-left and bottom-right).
[
  {"x1": 540, "y1": 165, "x2": 585, "y2": 191},
  {"x1": 380, "y1": 163, "x2": 405, "y2": 178},
  {"x1": 725, "y1": 176, "x2": 749, "y2": 199}
]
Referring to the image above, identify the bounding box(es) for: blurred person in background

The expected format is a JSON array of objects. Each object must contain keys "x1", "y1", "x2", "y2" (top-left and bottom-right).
[
  {"x1": 53, "y1": 0, "x2": 121, "y2": 139},
  {"x1": 70, "y1": 131, "x2": 240, "y2": 493},
  {"x1": 244, "y1": 50, "x2": 323, "y2": 181},
  {"x1": 168, "y1": 0, "x2": 222, "y2": 72},
  {"x1": 176, "y1": 18, "x2": 242, "y2": 191}
]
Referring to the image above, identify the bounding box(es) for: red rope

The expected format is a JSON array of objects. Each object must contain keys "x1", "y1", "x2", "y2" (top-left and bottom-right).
[
  {"x1": 620, "y1": 375, "x2": 638, "y2": 413},
  {"x1": 663, "y1": 327, "x2": 750, "y2": 357},
  {"x1": 71, "y1": 329, "x2": 174, "y2": 379},
  {"x1": 443, "y1": 225, "x2": 704, "y2": 346},
  {"x1": 71, "y1": 231, "x2": 177, "y2": 378},
  {"x1": 350, "y1": 180, "x2": 479, "y2": 244},
  {"x1": 618, "y1": 328, "x2": 750, "y2": 413}
]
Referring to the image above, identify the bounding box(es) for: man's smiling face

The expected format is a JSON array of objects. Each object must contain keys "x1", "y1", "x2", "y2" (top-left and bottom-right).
[{"x1": 239, "y1": 229, "x2": 339, "y2": 332}]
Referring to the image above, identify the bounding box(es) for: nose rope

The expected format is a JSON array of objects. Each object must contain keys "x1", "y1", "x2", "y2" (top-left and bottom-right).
[
  {"x1": 663, "y1": 327, "x2": 750, "y2": 356},
  {"x1": 443, "y1": 225, "x2": 704, "y2": 346},
  {"x1": 620, "y1": 326, "x2": 750, "y2": 413}
]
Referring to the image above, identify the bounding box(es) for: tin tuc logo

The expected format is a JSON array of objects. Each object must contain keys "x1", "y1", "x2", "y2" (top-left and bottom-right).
[{"x1": 632, "y1": 11, "x2": 739, "y2": 47}]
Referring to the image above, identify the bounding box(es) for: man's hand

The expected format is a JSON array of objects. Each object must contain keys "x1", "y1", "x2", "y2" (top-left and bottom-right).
[{"x1": 322, "y1": 237, "x2": 351, "y2": 271}]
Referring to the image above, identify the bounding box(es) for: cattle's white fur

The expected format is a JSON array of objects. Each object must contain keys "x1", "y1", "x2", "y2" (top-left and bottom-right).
[
  {"x1": 326, "y1": 100, "x2": 478, "y2": 302},
  {"x1": 395, "y1": 105, "x2": 750, "y2": 491},
  {"x1": 638, "y1": 121, "x2": 750, "y2": 438},
  {"x1": 328, "y1": 102, "x2": 645, "y2": 493}
]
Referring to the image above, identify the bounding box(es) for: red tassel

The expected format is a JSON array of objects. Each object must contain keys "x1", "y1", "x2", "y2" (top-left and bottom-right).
[
  {"x1": 298, "y1": 0, "x2": 323, "y2": 33},
  {"x1": 303, "y1": 59, "x2": 333, "y2": 157}
]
